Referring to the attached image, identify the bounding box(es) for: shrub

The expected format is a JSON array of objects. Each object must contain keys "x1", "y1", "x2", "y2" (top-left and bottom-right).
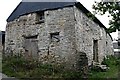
[
  {"x1": 2, "y1": 55, "x2": 83, "y2": 78},
  {"x1": 101, "y1": 55, "x2": 118, "y2": 66}
]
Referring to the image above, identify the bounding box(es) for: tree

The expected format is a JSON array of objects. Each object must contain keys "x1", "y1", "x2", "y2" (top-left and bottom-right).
[{"x1": 92, "y1": 0, "x2": 120, "y2": 33}]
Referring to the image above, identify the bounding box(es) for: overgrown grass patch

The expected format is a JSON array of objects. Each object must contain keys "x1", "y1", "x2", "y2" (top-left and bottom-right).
[
  {"x1": 2, "y1": 54, "x2": 120, "y2": 79},
  {"x1": 89, "y1": 55, "x2": 120, "y2": 78},
  {"x1": 2, "y1": 55, "x2": 83, "y2": 79}
]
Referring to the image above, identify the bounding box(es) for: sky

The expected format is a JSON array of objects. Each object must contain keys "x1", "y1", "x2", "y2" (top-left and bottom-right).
[{"x1": 0, "y1": 0, "x2": 118, "y2": 39}]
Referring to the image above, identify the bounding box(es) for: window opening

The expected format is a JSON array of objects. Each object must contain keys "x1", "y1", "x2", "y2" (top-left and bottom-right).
[{"x1": 50, "y1": 32, "x2": 60, "y2": 42}]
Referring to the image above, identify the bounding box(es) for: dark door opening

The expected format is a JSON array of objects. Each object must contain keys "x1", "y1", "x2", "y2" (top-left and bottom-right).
[{"x1": 93, "y1": 40, "x2": 98, "y2": 62}]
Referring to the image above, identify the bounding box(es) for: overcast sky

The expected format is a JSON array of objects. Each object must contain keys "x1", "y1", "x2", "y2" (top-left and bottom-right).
[{"x1": 0, "y1": 0, "x2": 118, "y2": 39}]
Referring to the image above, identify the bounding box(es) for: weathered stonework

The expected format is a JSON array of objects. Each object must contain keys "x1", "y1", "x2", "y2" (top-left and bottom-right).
[
  {"x1": 74, "y1": 7, "x2": 113, "y2": 65},
  {"x1": 5, "y1": 4, "x2": 114, "y2": 70}
]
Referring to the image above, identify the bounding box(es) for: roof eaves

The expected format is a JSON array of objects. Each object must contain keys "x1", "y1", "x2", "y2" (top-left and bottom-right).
[{"x1": 7, "y1": 2, "x2": 76, "y2": 22}]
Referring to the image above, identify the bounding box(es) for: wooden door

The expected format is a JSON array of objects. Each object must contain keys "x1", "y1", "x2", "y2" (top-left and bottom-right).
[{"x1": 24, "y1": 38, "x2": 38, "y2": 59}]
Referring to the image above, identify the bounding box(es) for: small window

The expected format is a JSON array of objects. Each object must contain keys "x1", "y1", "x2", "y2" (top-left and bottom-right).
[
  {"x1": 106, "y1": 41, "x2": 108, "y2": 45},
  {"x1": 24, "y1": 35, "x2": 38, "y2": 39},
  {"x1": 39, "y1": 13, "x2": 44, "y2": 20},
  {"x1": 50, "y1": 32, "x2": 60, "y2": 42},
  {"x1": 36, "y1": 12, "x2": 44, "y2": 23}
]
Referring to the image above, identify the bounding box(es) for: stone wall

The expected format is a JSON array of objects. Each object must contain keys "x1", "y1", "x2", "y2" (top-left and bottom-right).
[
  {"x1": 106, "y1": 34, "x2": 114, "y2": 56},
  {"x1": 43, "y1": 7, "x2": 77, "y2": 67},
  {"x1": 5, "y1": 13, "x2": 40, "y2": 55},
  {"x1": 5, "y1": 6, "x2": 78, "y2": 69},
  {"x1": 74, "y1": 6, "x2": 113, "y2": 65},
  {"x1": 5, "y1": 5, "x2": 114, "y2": 70}
]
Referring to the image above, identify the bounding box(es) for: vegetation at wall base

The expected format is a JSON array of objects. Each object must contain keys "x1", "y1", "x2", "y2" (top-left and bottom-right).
[
  {"x1": 89, "y1": 55, "x2": 120, "y2": 78},
  {"x1": 2, "y1": 54, "x2": 120, "y2": 79},
  {"x1": 2, "y1": 55, "x2": 83, "y2": 79}
]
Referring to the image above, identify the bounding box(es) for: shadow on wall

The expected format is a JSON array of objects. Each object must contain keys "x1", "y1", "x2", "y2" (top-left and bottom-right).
[{"x1": 76, "y1": 51, "x2": 88, "y2": 78}]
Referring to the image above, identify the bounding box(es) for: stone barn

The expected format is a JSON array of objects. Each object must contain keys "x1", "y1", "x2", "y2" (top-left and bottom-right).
[{"x1": 5, "y1": 1, "x2": 113, "y2": 70}]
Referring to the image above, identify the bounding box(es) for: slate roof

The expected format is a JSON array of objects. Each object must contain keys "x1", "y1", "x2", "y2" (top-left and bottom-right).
[{"x1": 7, "y1": 2, "x2": 76, "y2": 22}]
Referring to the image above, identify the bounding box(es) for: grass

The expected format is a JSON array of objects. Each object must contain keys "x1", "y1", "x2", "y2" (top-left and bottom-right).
[
  {"x1": 2, "y1": 55, "x2": 83, "y2": 79},
  {"x1": 89, "y1": 55, "x2": 120, "y2": 78},
  {"x1": 2, "y1": 54, "x2": 120, "y2": 79}
]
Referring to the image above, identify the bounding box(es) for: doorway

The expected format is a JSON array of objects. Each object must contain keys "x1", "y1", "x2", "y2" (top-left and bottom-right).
[
  {"x1": 24, "y1": 35, "x2": 38, "y2": 59},
  {"x1": 93, "y1": 40, "x2": 98, "y2": 62}
]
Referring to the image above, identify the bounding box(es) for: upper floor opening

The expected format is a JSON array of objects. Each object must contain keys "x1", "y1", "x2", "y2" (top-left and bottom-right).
[{"x1": 36, "y1": 11, "x2": 45, "y2": 24}]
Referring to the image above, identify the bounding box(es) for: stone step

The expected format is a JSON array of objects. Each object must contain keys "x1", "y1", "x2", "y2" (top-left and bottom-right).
[{"x1": 92, "y1": 61, "x2": 109, "y2": 71}]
